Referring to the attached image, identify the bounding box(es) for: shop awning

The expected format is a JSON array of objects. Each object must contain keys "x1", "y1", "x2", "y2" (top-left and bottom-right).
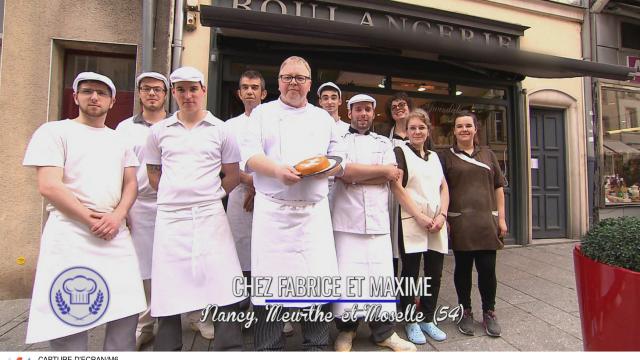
[
  {"x1": 604, "y1": 139, "x2": 640, "y2": 155},
  {"x1": 200, "y1": 6, "x2": 634, "y2": 81}
]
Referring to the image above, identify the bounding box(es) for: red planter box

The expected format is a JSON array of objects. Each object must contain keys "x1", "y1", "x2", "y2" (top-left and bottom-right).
[{"x1": 573, "y1": 244, "x2": 640, "y2": 351}]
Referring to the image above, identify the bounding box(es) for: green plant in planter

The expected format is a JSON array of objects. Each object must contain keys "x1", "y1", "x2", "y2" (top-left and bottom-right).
[{"x1": 582, "y1": 217, "x2": 640, "y2": 272}]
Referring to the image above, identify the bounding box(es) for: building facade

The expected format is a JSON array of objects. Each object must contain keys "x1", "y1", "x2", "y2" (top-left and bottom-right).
[
  {"x1": 0, "y1": 0, "x2": 633, "y2": 299},
  {"x1": 0, "y1": 0, "x2": 173, "y2": 299},
  {"x1": 589, "y1": 0, "x2": 640, "y2": 219}
]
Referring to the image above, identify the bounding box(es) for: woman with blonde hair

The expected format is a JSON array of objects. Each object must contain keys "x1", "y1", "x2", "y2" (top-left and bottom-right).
[{"x1": 391, "y1": 109, "x2": 450, "y2": 344}]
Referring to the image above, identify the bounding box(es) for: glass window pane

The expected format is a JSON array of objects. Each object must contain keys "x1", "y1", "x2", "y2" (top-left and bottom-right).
[
  {"x1": 226, "y1": 62, "x2": 279, "y2": 83},
  {"x1": 337, "y1": 92, "x2": 511, "y2": 185},
  {"x1": 456, "y1": 84, "x2": 505, "y2": 99},
  {"x1": 601, "y1": 88, "x2": 640, "y2": 204},
  {"x1": 391, "y1": 77, "x2": 449, "y2": 95},
  {"x1": 64, "y1": 53, "x2": 136, "y2": 91},
  {"x1": 320, "y1": 70, "x2": 385, "y2": 88},
  {"x1": 62, "y1": 52, "x2": 136, "y2": 129}
]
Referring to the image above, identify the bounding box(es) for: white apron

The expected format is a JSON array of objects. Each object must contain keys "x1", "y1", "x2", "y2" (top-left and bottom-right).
[
  {"x1": 399, "y1": 145, "x2": 449, "y2": 254},
  {"x1": 128, "y1": 196, "x2": 157, "y2": 279},
  {"x1": 26, "y1": 211, "x2": 146, "y2": 344},
  {"x1": 251, "y1": 193, "x2": 339, "y2": 307},
  {"x1": 151, "y1": 201, "x2": 245, "y2": 317},
  {"x1": 226, "y1": 184, "x2": 252, "y2": 272},
  {"x1": 332, "y1": 232, "x2": 397, "y2": 317}
]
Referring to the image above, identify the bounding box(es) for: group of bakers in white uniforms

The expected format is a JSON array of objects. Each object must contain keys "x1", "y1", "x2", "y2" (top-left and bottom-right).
[{"x1": 23, "y1": 56, "x2": 456, "y2": 352}]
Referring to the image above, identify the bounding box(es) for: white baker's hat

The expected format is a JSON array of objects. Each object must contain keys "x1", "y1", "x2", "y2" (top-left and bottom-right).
[
  {"x1": 317, "y1": 81, "x2": 342, "y2": 98},
  {"x1": 136, "y1": 72, "x2": 170, "y2": 90},
  {"x1": 347, "y1": 94, "x2": 376, "y2": 109},
  {"x1": 72, "y1": 72, "x2": 116, "y2": 98},
  {"x1": 169, "y1": 66, "x2": 205, "y2": 85}
]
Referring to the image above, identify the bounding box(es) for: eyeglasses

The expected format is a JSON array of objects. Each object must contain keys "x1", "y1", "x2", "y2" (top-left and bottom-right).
[
  {"x1": 391, "y1": 102, "x2": 408, "y2": 111},
  {"x1": 279, "y1": 75, "x2": 311, "y2": 84},
  {"x1": 140, "y1": 86, "x2": 166, "y2": 94},
  {"x1": 78, "y1": 88, "x2": 111, "y2": 98}
]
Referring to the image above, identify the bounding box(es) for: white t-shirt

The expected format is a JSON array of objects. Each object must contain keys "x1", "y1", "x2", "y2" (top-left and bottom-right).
[
  {"x1": 240, "y1": 98, "x2": 342, "y2": 202},
  {"x1": 144, "y1": 111, "x2": 240, "y2": 210},
  {"x1": 115, "y1": 115, "x2": 158, "y2": 199},
  {"x1": 335, "y1": 119, "x2": 350, "y2": 136},
  {"x1": 23, "y1": 119, "x2": 139, "y2": 213},
  {"x1": 225, "y1": 113, "x2": 250, "y2": 171}
]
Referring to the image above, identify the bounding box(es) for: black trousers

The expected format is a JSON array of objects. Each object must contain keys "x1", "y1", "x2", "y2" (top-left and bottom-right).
[
  {"x1": 399, "y1": 233, "x2": 445, "y2": 321},
  {"x1": 253, "y1": 304, "x2": 330, "y2": 351},
  {"x1": 154, "y1": 303, "x2": 244, "y2": 351},
  {"x1": 453, "y1": 250, "x2": 497, "y2": 312},
  {"x1": 335, "y1": 318, "x2": 394, "y2": 343}
]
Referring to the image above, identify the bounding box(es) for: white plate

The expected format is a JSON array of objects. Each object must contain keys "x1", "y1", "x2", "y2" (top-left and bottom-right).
[{"x1": 299, "y1": 156, "x2": 342, "y2": 178}]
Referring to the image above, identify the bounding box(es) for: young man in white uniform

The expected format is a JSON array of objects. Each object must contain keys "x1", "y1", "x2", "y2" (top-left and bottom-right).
[
  {"x1": 330, "y1": 94, "x2": 424, "y2": 352},
  {"x1": 23, "y1": 72, "x2": 146, "y2": 350},
  {"x1": 317, "y1": 81, "x2": 349, "y2": 135},
  {"x1": 317, "y1": 82, "x2": 349, "y2": 210},
  {"x1": 225, "y1": 70, "x2": 266, "y2": 280},
  {"x1": 115, "y1": 72, "x2": 169, "y2": 349},
  {"x1": 144, "y1": 66, "x2": 245, "y2": 351},
  {"x1": 241, "y1": 56, "x2": 343, "y2": 351}
]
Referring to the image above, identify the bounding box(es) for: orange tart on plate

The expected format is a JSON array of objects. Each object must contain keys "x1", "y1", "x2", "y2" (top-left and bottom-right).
[{"x1": 294, "y1": 156, "x2": 331, "y2": 176}]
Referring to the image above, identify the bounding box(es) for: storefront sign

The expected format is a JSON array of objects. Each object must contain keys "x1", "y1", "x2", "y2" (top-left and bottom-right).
[
  {"x1": 219, "y1": 0, "x2": 517, "y2": 48},
  {"x1": 627, "y1": 56, "x2": 640, "y2": 83}
]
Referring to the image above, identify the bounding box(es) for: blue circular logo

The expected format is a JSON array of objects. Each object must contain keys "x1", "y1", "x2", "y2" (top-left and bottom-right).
[{"x1": 49, "y1": 266, "x2": 110, "y2": 327}]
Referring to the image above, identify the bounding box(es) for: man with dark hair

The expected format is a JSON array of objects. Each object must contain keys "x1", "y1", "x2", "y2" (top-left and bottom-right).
[
  {"x1": 145, "y1": 66, "x2": 245, "y2": 351},
  {"x1": 225, "y1": 69, "x2": 267, "y2": 298},
  {"x1": 115, "y1": 71, "x2": 169, "y2": 350},
  {"x1": 317, "y1": 81, "x2": 349, "y2": 135},
  {"x1": 330, "y1": 94, "x2": 422, "y2": 352}
]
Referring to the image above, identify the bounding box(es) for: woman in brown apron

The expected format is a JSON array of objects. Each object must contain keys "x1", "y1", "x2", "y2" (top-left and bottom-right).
[{"x1": 439, "y1": 111, "x2": 507, "y2": 337}]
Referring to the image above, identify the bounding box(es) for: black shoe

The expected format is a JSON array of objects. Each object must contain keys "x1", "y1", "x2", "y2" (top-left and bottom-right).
[
  {"x1": 483, "y1": 310, "x2": 502, "y2": 337},
  {"x1": 458, "y1": 308, "x2": 474, "y2": 336}
]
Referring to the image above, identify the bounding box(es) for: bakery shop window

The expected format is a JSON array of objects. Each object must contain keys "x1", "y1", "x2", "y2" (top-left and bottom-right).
[
  {"x1": 391, "y1": 77, "x2": 450, "y2": 96},
  {"x1": 338, "y1": 90, "x2": 510, "y2": 186},
  {"x1": 601, "y1": 87, "x2": 640, "y2": 205},
  {"x1": 62, "y1": 51, "x2": 136, "y2": 129}
]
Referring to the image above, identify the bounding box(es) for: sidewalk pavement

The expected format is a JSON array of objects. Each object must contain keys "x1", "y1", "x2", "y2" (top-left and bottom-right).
[{"x1": 0, "y1": 241, "x2": 583, "y2": 351}]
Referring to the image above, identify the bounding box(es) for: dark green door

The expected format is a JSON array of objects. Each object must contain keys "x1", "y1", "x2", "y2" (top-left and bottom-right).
[{"x1": 530, "y1": 108, "x2": 567, "y2": 239}]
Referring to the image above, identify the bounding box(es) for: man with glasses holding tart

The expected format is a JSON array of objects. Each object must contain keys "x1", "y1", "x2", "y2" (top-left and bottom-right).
[
  {"x1": 241, "y1": 56, "x2": 343, "y2": 351},
  {"x1": 115, "y1": 72, "x2": 169, "y2": 350}
]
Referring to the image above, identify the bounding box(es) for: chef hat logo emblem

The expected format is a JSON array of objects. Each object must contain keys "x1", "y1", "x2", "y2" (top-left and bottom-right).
[
  {"x1": 63, "y1": 276, "x2": 97, "y2": 304},
  {"x1": 49, "y1": 266, "x2": 110, "y2": 327}
]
